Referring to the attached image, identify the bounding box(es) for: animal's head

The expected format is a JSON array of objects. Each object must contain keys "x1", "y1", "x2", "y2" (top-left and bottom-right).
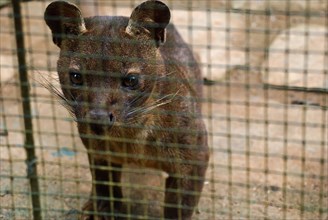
[{"x1": 44, "y1": 0, "x2": 171, "y2": 137}]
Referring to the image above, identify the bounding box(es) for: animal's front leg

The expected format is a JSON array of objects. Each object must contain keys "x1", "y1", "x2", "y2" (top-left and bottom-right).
[
  {"x1": 81, "y1": 157, "x2": 123, "y2": 220},
  {"x1": 164, "y1": 165, "x2": 207, "y2": 220}
]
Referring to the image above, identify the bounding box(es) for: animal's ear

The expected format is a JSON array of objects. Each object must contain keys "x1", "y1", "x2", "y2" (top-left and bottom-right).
[
  {"x1": 44, "y1": 1, "x2": 86, "y2": 48},
  {"x1": 126, "y1": 0, "x2": 171, "y2": 47}
]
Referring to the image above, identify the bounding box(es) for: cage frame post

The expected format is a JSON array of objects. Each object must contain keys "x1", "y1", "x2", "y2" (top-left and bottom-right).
[{"x1": 11, "y1": 1, "x2": 42, "y2": 219}]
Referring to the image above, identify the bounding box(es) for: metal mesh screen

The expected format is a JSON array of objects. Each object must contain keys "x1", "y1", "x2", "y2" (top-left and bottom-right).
[{"x1": 0, "y1": 0, "x2": 327, "y2": 219}]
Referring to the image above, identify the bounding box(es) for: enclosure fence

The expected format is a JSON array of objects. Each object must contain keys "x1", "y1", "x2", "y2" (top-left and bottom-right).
[{"x1": 0, "y1": 0, "x2": 327, "y2": 220}]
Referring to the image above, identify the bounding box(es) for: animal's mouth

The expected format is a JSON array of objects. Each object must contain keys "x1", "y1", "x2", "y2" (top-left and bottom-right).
[{"x1": 89, "y1": 122, "x2": 110, "y2": 136}]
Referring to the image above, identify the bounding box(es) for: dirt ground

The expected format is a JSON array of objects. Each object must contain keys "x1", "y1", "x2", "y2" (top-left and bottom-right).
[{"x1": 0, "y1": 1, "x2": 327, "y2": 220}]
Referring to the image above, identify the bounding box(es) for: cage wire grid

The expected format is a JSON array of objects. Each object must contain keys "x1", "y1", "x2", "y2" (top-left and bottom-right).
[{"x1": 0, "y1": 0, "x2": 327, "y2": 219}]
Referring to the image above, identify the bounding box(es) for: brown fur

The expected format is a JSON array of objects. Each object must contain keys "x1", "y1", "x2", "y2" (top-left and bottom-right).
[{"x1": 44, "y1": 1, "x2": 209, "y2": 219}]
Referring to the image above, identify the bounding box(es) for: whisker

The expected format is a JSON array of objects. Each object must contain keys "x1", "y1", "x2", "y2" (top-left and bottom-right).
[
  {"x1": 35, "y1": 72, "x2": 76, "y2": 118},
  {"x1": 126, "y1": 90, "x2": 180, "y2": 122},
  {"x1": 128, "y1": 91, "x2": 147, "y2": 106}
]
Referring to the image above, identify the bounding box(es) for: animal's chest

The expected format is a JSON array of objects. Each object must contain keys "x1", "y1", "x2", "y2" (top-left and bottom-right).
[{"x1": 83, "y1": 127, "x2": 185, "y2": 170}]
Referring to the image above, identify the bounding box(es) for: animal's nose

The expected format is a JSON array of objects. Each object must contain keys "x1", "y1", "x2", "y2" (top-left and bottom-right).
[{"x1": 88, "y1": 109, "x2": 115, "y2": 135}]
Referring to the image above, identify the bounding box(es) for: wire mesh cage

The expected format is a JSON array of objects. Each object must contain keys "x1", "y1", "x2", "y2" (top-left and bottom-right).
[{"x1": 0, "y1": 0, "x2": 327, "y2": 219}]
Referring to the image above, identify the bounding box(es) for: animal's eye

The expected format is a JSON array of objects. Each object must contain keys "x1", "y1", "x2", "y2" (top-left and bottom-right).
[
  {"x1": 69, "y1": 71, "x2": 83, "y2": 86},
  {"x1": 121, "y1": 74, "x2": 139, "y2": 90}
]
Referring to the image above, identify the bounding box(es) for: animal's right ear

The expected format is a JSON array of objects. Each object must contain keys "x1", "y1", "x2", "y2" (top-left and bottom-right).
[{"x1": 44, "y1": 1, "x2": 86, "y2": 48}]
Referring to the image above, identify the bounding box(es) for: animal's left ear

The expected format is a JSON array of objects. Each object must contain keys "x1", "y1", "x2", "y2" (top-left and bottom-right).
[{"x1": 126, "y1": 0, "x2": 171, "y2": 47}]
